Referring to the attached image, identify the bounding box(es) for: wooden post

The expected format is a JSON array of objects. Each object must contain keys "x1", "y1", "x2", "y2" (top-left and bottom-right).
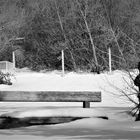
[
  {"x1": 12, "y1": 51, "x2": 16, "y2": 69},
  {"x1": 61, "y1": 49, "x2": 65, "y2": 77},
  {"x1": 6, "y1": 61, "x2": 8, "y2": 72},
  {"x1": 83, "y1": 101, "x2": 90, "y2": 108},
  {"x1": 108, "y1": 47, "x2": 112, "y2": 73}
]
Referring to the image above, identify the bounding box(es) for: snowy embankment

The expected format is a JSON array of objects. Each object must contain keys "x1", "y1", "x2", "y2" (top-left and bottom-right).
[
  {"x1": 0, "y1": 70, "x2": 138, "y2": 107},
  {"x1": 0, "y1": 107, "x2": 139, "y2": 140},
  {"x1": 0, "y1": 70, "x2": 139, "y2": 139},
  {"x1": 1, "y1": 108, "x2": 106, "y2": 118}
]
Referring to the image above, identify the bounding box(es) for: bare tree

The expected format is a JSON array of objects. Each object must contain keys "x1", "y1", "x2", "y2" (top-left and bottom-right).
[
  {"x1": 75, "y1": 0, "x2": 100, "y2": 72},
  {"x1": 54, "y1": 0, "x2": 77, "y2": 70}
]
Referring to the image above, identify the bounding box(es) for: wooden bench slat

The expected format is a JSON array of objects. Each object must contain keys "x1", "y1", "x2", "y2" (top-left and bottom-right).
[{"x1": 0, "y1": 91, "x2": 101, "y2": 102}]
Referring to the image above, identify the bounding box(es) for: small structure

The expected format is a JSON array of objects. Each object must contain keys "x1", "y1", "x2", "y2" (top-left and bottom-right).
[{"x1": 0, "y1": 61, "x2": 14, "y2": 73}]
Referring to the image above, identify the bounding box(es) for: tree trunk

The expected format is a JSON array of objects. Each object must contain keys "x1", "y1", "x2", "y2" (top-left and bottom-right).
[
  {"x1": 76, "y1": 0, "x2": 99, "y2": 72},
  {"x1": 54, "y1": 0, "x2": 77, "y2": 71},
  {"x1": 136, "y1": 94, "x2": 140, "y2": 121}
]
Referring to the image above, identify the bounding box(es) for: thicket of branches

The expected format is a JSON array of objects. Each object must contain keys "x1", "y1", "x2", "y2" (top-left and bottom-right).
[{"x1": 0, "y1": 0, "x2": 140, "y2": 71}]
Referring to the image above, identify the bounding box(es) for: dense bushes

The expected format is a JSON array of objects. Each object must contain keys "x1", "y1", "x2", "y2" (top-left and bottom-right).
[{"x1": 0, "y1": 0, "x2": 140, "y2": 72}]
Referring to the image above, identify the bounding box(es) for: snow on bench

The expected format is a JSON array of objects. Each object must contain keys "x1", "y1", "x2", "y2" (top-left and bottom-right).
[{"x1": 0, "y1": 91, "x2": 101, "y2": 108}]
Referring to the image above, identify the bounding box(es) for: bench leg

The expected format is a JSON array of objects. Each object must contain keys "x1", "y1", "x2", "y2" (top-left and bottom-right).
[{"x1": 83, "y1": 101, "x2": 90, "y2": 108}]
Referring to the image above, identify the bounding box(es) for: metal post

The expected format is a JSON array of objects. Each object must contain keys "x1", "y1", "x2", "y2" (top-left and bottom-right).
[
  {"x1": 61, "y1": 49, "x2": 65, "y2": 77},
  {"x1": 108, "y1": 47, "x2": 112, "y2": 73},
  {"x1": 5, "y1": 61, "x2": 8, "y2": 72},
  {"x1": 12, "y1": 51, "x2": 16, "y2": 69}
]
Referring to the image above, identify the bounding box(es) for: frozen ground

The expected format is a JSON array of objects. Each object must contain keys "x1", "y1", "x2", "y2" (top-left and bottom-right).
[{"x1": 0, "y1": 70, "x2": 140, "y2": 139}]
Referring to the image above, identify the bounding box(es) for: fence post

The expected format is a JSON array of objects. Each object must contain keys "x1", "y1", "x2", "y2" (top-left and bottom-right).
[
  {"x1": 61, "y1": 49, "x2": 65, "y2": 77},
  {"x1": 108, "y1": 47, "x2": 112, "y2": 73},
  {"x1": 12, "y1": 51, "x2": 16, "y2": 69}
]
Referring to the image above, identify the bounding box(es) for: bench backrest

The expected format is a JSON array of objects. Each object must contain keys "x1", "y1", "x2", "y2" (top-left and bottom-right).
[{"x1": 0, "y1": 91, "x2": 101, "y2": 102}]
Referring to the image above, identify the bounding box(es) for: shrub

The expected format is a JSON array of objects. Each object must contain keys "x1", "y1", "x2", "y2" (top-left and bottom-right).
[{"x1": 0, "y1": 71, "x2": 13, "y2": 85}]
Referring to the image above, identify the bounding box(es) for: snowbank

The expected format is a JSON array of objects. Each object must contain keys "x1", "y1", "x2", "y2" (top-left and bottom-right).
[{"x1": 2, "y1": 108, "x2": 107, "y2": 118}]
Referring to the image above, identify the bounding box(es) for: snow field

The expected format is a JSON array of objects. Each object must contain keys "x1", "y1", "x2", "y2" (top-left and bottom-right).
[{"x1": 0, "y1": 70, "x2": 137, "y2": 107}]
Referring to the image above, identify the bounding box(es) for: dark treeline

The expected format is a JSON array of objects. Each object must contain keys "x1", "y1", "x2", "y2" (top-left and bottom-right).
[{"x1": 0, "y1": 0, "x2": 140, "y2": 72}]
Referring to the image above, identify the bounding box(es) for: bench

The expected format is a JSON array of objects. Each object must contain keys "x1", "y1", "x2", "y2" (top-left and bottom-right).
[{"x1": 0, "y1": 91, "x2": 101, "y2": 108}]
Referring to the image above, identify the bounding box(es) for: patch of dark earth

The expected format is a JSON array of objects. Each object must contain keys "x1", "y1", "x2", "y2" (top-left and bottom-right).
[{"x1": 0, "y1": 116, "x2": 108, "y2": 129}]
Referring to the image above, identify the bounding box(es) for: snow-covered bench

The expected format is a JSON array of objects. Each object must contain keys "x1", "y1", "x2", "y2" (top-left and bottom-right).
[{"x1": 0, "y1": 91, "x2": 101, "y2": 108}]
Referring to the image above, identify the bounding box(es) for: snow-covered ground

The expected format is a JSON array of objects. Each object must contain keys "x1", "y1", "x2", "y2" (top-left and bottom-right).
[
  {"x1": 0, "y1": 70, "x2": 138, "y2": 107},
  {"x1": 0, "y1": 70, "x2": 140, "y2": 139},
  {"x1": 0, "y1": 107, "x2": 139, "y2": 140}
]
